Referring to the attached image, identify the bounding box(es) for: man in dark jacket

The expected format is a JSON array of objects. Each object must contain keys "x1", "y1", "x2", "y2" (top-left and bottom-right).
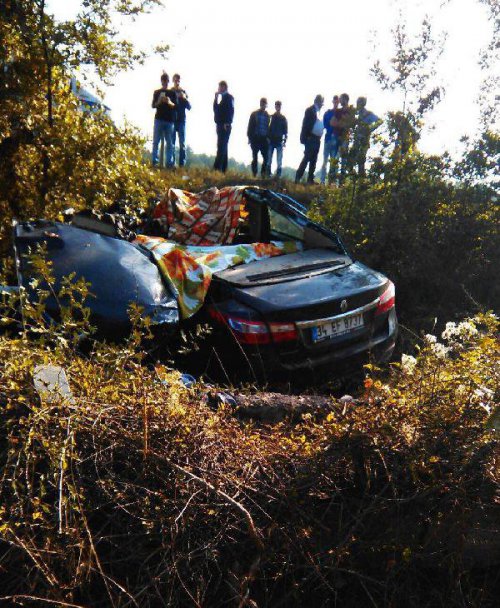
[
  {"x1": 247, "y1": 97, "x2": 270, "y2": 177},
  {"x1": 213, "y1": 80, "x2": 234, "y2": 173},
  {"x1": 268, "y1": 100, "x2": 288, "y2": 177},
  {"x1": 295, "y1": 94, "x2": 324, "y2": 184},
  {"x1": 172, "y1": 73, "x2": 191, "y2": 167}
]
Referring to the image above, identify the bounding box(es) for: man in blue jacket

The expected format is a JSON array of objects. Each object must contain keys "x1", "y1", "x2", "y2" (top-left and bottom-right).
[
  {"x1": 320, "y1": 95, "x2": 340, "y2": 184},
  {"x1": 213, "y1": 81, "x2": 234, "y2": 173},
  {"x1": 172, "y1": 73, "x2": 191, "y2": 167},
  {"x1": 351, "y1": 96, "x2": 381, "y2": 176},
  {"x1": 295, "y1": 94, "x2": 324, "y2": 184}
]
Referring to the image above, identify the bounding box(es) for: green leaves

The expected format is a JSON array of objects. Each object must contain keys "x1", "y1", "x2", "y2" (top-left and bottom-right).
[
  {"x1": 370, "y1": 15, "x2": 445, "y2": 160},
  {"x1": 0, "y1": 0, "x2": 167, "y2": 253}
]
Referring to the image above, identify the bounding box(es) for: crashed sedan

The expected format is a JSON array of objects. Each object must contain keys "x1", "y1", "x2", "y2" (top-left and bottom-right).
[{"x1": 12, "y1": 186, "x2": 397, "y2": 374}]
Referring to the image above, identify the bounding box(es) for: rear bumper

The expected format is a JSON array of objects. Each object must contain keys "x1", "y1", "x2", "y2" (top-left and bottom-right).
[
  {"x1": 245, "y1": 309, "x2": 398, "y2": 372},
  {"x1": 277, "y1": 325, "x2": 396, "y2": 371}
]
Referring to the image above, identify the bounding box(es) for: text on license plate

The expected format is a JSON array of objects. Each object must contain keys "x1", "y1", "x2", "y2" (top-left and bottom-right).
[{"x1": 311, "y1": 313, "x2": 364, "y2": 342}]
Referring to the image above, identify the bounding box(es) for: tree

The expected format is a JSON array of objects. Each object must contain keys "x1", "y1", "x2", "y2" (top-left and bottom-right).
[
  {"x1": 452, "y1": 0, "x2": 499, "y2": 184},
  {"x1": 371, "y1": 17, "x2": 444, "y2": 159},
  {"x1": 0, "y1": 0, "x2": 164, "y2": 253}
]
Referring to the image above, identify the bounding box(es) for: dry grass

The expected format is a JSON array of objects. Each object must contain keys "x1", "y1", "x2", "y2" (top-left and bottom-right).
[{"x1": 0, "y1": 313, "x2": 498, "y2": 607}]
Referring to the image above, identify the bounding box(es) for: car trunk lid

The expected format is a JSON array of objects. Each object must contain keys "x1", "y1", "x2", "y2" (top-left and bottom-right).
[
  {"x1": 215, "y1": 248, "x2": 349, "y2": 287},
  {"x1": 214, "y1": 249, "x2": 386, "y2": 321}
]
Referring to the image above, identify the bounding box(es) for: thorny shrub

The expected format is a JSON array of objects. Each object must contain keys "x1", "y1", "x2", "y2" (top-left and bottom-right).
[{"x1": 0, "y1": 271, "x2": 498, "y2": 607}]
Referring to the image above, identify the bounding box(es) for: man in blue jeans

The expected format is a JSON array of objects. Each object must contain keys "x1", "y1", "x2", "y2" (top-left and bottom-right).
[
  {"x1": 320, "y1": 95, "x2": 340, "y2": 184},
  {"x1": 172, "y1": 73, "x2": 191, "y2": 167},
  {"x1": 268, "y1": 101, "x2": 288, "y2": 177},
  {"x1": 151, "y1": 73, "x2": 177, "y2": 167}
]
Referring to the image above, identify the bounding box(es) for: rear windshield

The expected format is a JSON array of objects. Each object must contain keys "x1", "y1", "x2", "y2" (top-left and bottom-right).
[{"x1": 269, "y1": 208, "x2": 304, "y2": 241}]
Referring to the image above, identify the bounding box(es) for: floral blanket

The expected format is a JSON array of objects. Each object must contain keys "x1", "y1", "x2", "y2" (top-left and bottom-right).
[
  {"x1": 151, "y1": 186, "x2": 246, "y2": 246},
  {"x1": 135, "y1": 235, "x2": 302, "y2": 319}
]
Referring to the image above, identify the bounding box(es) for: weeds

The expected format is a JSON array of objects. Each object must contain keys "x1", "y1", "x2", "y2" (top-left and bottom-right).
[{"x1": 0, "y1": 300, "x2": 497, "y2": 606}]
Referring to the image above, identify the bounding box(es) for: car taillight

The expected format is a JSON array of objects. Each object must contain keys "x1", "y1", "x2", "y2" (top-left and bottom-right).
[
  {"x1": 375, "y1": 281, "x2": 395, "y2": 315},
  {"x1": 227, "y1": 317, "x2": 270, "y2": 344},
  {"x1": 269, "y1": 322, "x2": 298, "y2": 343},
  {"x1": 209, "y1": 308, "x2": 297, "y2": 344}
]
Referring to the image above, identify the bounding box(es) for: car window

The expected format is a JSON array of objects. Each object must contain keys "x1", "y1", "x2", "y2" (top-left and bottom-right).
[{"x1": 269, "y1": 208, "x2": 304, "y2": 241}]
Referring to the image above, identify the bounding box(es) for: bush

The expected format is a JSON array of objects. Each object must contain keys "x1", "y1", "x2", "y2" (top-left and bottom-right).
[
  {"x1": 0, "y1": 78, "x2": 166, "y2": 257},
  {"x1": 307, "y1": 156, "x2": 500, "y2": 343},
  {"x1": 0, "y1": 306, "x2": 497, "y2": 606}
]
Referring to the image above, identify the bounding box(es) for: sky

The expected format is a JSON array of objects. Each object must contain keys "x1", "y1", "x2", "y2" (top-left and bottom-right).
[{"x1": 48, "y1": 0, "x2": 493, "y2": 168}]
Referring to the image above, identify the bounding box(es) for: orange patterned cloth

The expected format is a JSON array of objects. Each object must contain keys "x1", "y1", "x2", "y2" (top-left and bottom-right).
[
  {"x1": 135, "y1": 236, "x2": 302, "y2": 319},
  {"x1": 152, "y1": 186, "x2": 246, "y2": 246}
]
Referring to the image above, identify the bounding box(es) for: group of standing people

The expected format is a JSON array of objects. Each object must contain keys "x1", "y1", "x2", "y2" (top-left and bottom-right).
[
  {"x1": 151, "y1": 72, "x2": 191, "y2": 168},
  {"x1": 297, "y1": 93, "x2": 381, "y2": 185},
  {"x1": 151, "y1": 73, "x2": 380, "y2": 182},
  {"x1": 235, "y1": 89, "x2": 378, "y2": 182},
  {"x1": 212, "y1": 84, "x2": 289, "y2": 177},
  {"x1": 247, "y1": 98, "x2": 288, "y2": 177}
]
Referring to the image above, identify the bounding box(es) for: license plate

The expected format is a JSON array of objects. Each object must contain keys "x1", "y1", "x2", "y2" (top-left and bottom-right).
[{"x1": 311, "y1": 312, "x2": 364, "y2": 342}]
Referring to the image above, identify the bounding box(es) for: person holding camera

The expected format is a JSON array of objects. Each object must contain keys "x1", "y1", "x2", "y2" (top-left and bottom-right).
[{"x1": 151, "y1": 72, "x2": 177, "y2": 168}]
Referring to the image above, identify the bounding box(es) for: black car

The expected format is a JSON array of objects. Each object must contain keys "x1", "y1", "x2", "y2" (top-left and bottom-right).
[
  {"x1": 206, "y1": 188, "x2": 397, "y2": 374},
  {"x1": 11, "y1": 187, "x2": 397, "y2": 375}
]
